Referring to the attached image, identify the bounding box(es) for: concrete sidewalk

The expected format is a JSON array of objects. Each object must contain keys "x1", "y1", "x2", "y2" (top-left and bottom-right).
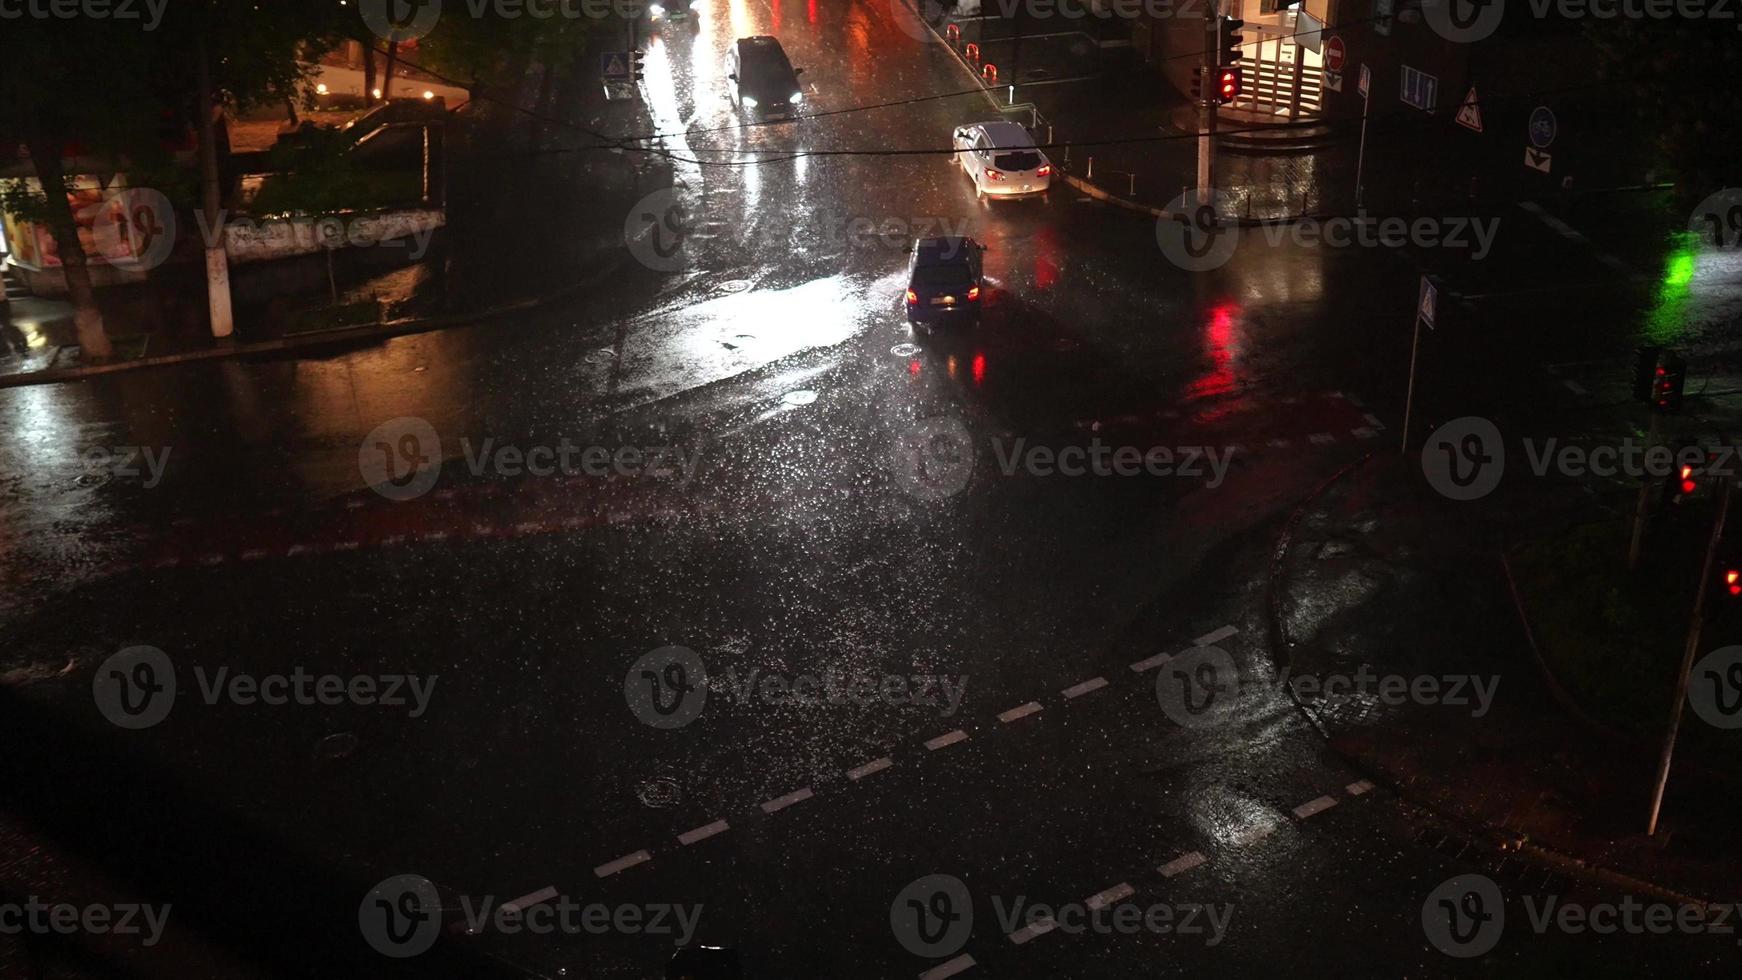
[{"x1": 1271, "y1": 453, "x2": 1742, "y2": 903}]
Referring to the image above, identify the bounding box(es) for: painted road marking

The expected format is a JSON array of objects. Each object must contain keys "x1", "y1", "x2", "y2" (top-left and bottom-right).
[
  {"x1": 1364, "y1": 413, "x2": 1385, "y2": 429},
  {"x1": 678, "y1": 820, "x2": 730, "y2": 845},
  {"x1": 926, "y1": 729, "x2": 969, "y2": 750},
  {"x1": 1233, "y1": 822, "x2": 1278, "y2": 846},
  {"x1": 1562, "y1": 379, "x2": 1588, "y2": 396},
  {"x1": 1309, "y1": 432, "x2": 1335, "y2": 446},
  {"x1": 847, "y1": 757, "x2": 894, "y2": 781},
  {"x1": 1352, "y1": 427, "x2": 1377, "y2": 440},
  {"x1": 1159, "y1": 851, "x2": 1206, "y2": 878},
  {"x1": 920, "y1": 955, "x2": 978, "y2": 980},
  {"x1": 1086, "y1": 883, "x2": 1134, "y2": 910},
  {"x1": 1268, "y1": 438, "x2": 1291, "y2": 449},
  {"x1": 502, "y1": 886, "x2": 558, "y2": 912},
  {"x1": 760, "y1": 787, "x2": 814, "y2": 814},
  {"x1": 1129, "y1": 652, "x2": 1171, "y2": 672},
  {"x1": 1293, "y1": 795, "x2": 1339, "y2": 820},
  {"x1": 1347, "y1": 779, "x2": 1375, "y2": 796},
  {"x1": 1194, "y1": 625, "x2": 1237, "y2": 646},
  {"x1": 998, "y1": 702, "x2": 1043, "y2": 723},
  {"x1": 1009, "y1": 916, "x2": 1058, "y2": 945},
  {"x1": 594, "y1": 850, "x2": 652, "y2": 878},
  {"x1": 1062, "y1": 677, "x2": 1108, "y2": 699}
]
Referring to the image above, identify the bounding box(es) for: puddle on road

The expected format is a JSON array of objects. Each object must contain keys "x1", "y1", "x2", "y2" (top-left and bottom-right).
[
  {"x1": 637, "y1": 776, "x2": 683, "y2": 808},
  {"x1": 781, "y1": 390, "x2": 818, "y2": 407}
]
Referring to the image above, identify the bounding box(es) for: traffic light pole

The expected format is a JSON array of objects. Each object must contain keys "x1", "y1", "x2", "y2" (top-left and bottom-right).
[
  {"x1": 1627, "y1": 411, "x2": 1662, "y2": 570},
  {"x1": 1400, "y1": 312, "x2": 1424, "y2": 455},
  {"x1": 1646, "y1": 465, "x2": 1732, "y2": 836},
  {"x1": 1195, "y1": 10, "x2": 1216, "y2": 202}
]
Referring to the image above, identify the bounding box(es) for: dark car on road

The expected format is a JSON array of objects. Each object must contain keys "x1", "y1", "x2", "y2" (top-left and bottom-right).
[
  {"x1": 904, "y1": 236, "x2": 985, "y2": 328},
  {"x1": 728, "y1": 36, "x2": 805, "y2": 118}
]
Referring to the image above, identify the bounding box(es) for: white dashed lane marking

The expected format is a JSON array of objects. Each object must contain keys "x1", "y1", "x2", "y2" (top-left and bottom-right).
[
  {"x1": 1309, "y1": 432, "x2": 1335, "y2": 446},
  {"x1": 1086, "y1": 883, "x2": 1134, "y2": 910},
  {"x1": 1062, "y1": 677, "x2": 1108, "y2": 699},
  {"x1": 925, "y1": 729, "x2": 969, "y2": 751},
  {"x1": 760, "y1": 787, "x2": 814, "y2": 814},
  {"x1": 502, "y1": 885, "x2": 558, "y2": 912},
  {"x1": 998, "y1": 702, "x2": 1043, "y2": 723},
  {"x1": 847, "y1": 757, "x2": 894, "y2": 781},
  {"x1": 1194, "y1": 625, "x2": 1237, "y2": 646},
  {"x1": 920, "y1": 955, "x2": 978, "y2": 980},
  {"x1": 594, "y1": 850, "x2": 652, "y2": 878},
  {"x1": 1008, "y1": 917, "x2": 1058, "y2": 945},
  {"x1": 1562, "y1": 379, "x2": 1588, "y2": 396},
  {"x1": 678, "y1": 820, "x2": 730, "y2": 846},
  {"x1": 1159, "y1": 851, "x2": 1206, "y2": 878},
  {"x1": 1347, "y1": 779, "x2": 1375, "y2": 796},
  {"x1": 1292, "y1": 795, "x2": 1339, "y2": 820},
  {"x1": 1129, "y1": 652, "x2": 1170, "y2": 672}
]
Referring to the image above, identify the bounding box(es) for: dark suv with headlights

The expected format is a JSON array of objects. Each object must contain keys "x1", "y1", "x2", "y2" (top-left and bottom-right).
[{"x1": 728, "y1": 36, "x2": 804, "y2": 118}]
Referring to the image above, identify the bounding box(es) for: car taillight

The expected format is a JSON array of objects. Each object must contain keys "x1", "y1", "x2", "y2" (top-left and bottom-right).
[
  {"x1": 905, "y1": 289, "x2": 918, "y2": 304},
  {"x1": 966, "y1": 286, "x2": 980, "y2": 301},
  {"x1": 985, "y1": 169, "x2": 1004, "y2": 180},
  {"x1": 1035, "y1": 165, "x2": 1051, "y2": 177}
]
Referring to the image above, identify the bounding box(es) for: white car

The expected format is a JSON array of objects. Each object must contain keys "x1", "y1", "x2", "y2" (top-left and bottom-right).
[{"x1": 951, "y1": 121, "x2": 1052, "y2": 201}]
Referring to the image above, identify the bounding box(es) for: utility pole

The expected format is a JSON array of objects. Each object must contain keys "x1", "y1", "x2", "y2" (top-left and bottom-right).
[
  {"x1": 1195, "y1": 2, "x2": 1218, "y2": 203},
  {"x1": 1646, "y1": 464, "x2": 1733, "y2": 836},
  {"x1": 1628, "y1": 411, "x2": 1663, "y2": 570},
  {"x1": 196, "y1": 31, "x2": 234, "y2": 340}
]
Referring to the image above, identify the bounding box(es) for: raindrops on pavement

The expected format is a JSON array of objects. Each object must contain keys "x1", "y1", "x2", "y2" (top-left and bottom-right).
[
  {"x1": 781, "y1": 389, "x2": 818, "y2": 407},
  {"x1": 890, "y1": 343, "x2": 921, "y2": 357},
  {"x1": 314, "y1": 732, "x2": 360, "y2": 763},
  {"x1": 717, "y1": 279, "x2": 752, "y2": 294},
  {"x1": 636, "y1": 776, "x2": 683, "y2": 808}
]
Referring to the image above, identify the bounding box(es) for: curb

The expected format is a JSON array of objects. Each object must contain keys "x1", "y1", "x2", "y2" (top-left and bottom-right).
[
  {"x1": 0, "y1": 253, "x2": 627, "y2": 389},
  {"x1": 1264, "y1": 453, "x2": 1720, "y2": 908}
]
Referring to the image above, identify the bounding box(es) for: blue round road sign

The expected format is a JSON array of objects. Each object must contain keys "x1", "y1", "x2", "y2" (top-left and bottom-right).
[{"x1": 1528, "y1": 106, "x2": 1557, "y2": 149}]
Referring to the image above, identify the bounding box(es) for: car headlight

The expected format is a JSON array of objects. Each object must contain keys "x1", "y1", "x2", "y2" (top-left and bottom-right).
[
  {"x1": 649, "y1": 3, "x2": 664, "y2": 14},
  {"x1": 790, "y1": 91, "x2": 803, "y2": 104},
  {"x1": 742, "y1": 95, "x2": 758, "y2": 107}
]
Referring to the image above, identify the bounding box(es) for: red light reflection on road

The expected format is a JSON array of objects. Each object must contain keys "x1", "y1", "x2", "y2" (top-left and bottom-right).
[{"x1": 1186, "y1": 302, "x2": 1241, "y2": 409}]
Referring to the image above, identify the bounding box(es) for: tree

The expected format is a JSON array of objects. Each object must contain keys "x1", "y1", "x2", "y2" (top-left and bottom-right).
[
  {"x1": 0, "y1": 21, "x2": 166, "y2": 360},
  {"x1": 1592, "y1": 20, "x2": 1742, "y2": 204}
]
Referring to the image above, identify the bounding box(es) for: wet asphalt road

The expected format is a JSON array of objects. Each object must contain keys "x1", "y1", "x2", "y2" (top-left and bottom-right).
[{"x1": 3, "y1": 0, "x2": 1742, "y2": 977}]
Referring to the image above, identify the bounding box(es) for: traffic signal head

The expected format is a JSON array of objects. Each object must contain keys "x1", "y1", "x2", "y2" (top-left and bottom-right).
[
  {"x1": 1219, "y1": 15, "x2": 1245, "y2": 65},
  {"x1": 1190, "y1": 65, "x2": 1205, "y2": 102},
  {"x1": 1726, "y1": 568, "x2": 1741, "y2": 597},
  {"x1": 1652, "y1": 352, "x2": 1687, "y2": 414},
  {"x1": 1215, "y1": 67, "x2": 1241, "y2": 105},
  {"x1": 631, "y1": 50, "x2": 646, "y2": 81}
]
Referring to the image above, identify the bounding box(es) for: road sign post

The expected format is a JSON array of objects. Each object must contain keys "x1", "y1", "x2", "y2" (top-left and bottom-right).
[
  {"x1": 1401, "y1": 276, "x2": 1436, "y2": 455},
  {"x1": 1354, "y1": 64, "x2": 1371, "y2": 207}
]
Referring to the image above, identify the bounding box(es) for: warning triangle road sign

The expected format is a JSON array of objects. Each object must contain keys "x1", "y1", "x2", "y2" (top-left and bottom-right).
[{"x1": 1455, "y1": 87, "x2": 1483, "y2": 133}]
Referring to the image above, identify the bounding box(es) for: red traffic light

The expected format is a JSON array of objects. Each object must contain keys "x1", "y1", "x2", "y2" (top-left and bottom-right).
[
  {"x1": 1725, "y1": 569, "x2": 1740, "y2": 596},
  {"x1": 1681, "y1": 465, "x2": 1697, "y2": 495},
  {"x1": 1216, "y1": 68, "x2": 1240, "y2": 104}
]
